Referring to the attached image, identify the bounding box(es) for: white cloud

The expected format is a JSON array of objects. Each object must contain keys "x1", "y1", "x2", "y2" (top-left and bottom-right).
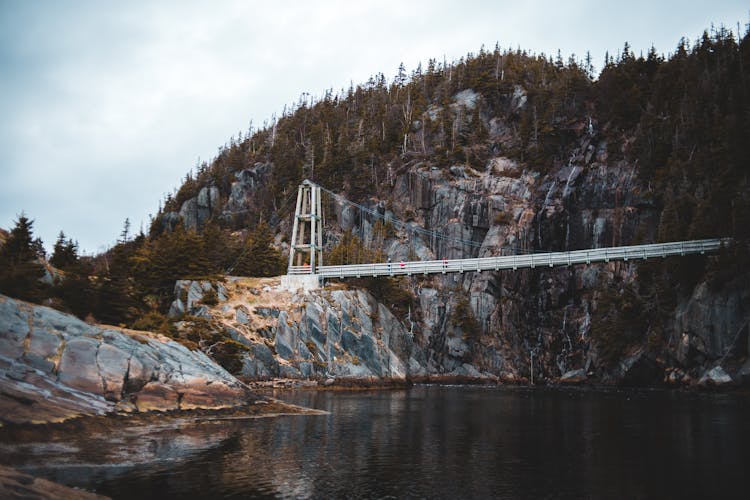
[{"x1": 1, "y1": 0, "x2": 747, "y2": 253}]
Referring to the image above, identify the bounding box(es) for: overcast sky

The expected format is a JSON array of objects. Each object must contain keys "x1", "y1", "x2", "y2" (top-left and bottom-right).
[{"x1": 1, "y1": 0, "x2": 747, "y2": 254}]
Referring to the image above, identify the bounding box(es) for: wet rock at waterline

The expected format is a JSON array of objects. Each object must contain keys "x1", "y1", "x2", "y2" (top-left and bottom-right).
[
  {"x1": 0, "y1": 294, "x2": 255, "y2": 425},
  {"x1": 0, "y1": 465, "x2": 107, "y2": 499}
]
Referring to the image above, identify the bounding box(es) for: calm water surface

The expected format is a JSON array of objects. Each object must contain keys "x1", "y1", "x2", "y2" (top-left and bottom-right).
[{"x1": 3, "y1": 386, "x2": 749, "y2": 499}]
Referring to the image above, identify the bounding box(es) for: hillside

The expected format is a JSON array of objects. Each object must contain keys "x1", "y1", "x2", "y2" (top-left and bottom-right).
[{"x1": 2, "y1": 27, "x2": 749, "y2": 386}]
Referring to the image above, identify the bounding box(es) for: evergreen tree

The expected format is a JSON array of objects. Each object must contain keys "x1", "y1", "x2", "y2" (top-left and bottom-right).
[
  {"x1": 131, "y1": 223, "x2": 212, "y2": 309},
  {"x1": 201, "y1": 220, "x2": 233, "y2": 272},
  {"x1": 234, "y1": 223, "x2": 284, "y2": 277},
  {"x1": 55, "y1": 258, "x2": 96, "y2": 320},
  {"x1": 93, "y1": 239, "x2": 140, "y2": 325},
  {"x1": 119, "y1": 218, "x2": 131, "y2": 243},
  {"x1": 50, "y1": 231, "x2": 79, "y2": 270},
  {"x1": 327, "y1": 230, "x2": 374, "y2": 265},
  {"x1": 0, "y1": 214, "x2": 47, "y2": 301}
]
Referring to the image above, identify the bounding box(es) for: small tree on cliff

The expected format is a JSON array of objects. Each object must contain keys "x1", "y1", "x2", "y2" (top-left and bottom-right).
[
  {"x1": 0, "y1": 214, "x2": 47, "y2": 301},
  {"x1": 234, "y1": 223, "x2": 284, "y2": 277},
  {"x1": 327, "y1": 230, "x2": 376, "y2": 265}
]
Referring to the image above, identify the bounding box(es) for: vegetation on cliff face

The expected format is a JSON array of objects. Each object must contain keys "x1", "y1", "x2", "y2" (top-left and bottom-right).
[{"x1": 1, "y1": 26, "x2": 749, "y2": 383}]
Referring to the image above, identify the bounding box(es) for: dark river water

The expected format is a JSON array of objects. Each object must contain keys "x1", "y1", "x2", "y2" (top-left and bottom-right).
[{"x1": 3, "y1": 385, "x2": 750, "y2": 499}]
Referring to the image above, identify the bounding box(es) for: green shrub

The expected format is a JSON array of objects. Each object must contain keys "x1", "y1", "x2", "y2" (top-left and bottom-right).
[
  {"x1": 452, "y1": 297, "x2": 481, "y2": 341},
  {"x1": 202, "y1": 287, "x2": 219, "y2": 305},
  {"x1": 494, "y1": 211, "x2": 511, "y2": 225},
  {"x1": 131, "y1": 311, "x2": 175, "y2": 336},
  {"x1": 355, "y1": 276, "x2": 415, "y2": 322},
  {"x1": 169, "y1": 317, "x2": 250, "y2": 374},
  {"x1": 211, "y1": 339, "x2": 250, "y2": 375}
]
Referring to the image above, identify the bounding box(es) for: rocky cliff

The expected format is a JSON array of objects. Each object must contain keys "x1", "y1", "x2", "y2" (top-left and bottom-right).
[
  {"x1": 0, "y1": 294, "x2": 257, "y2": 425},
  {"x1": 156, "y1": 35, "x2": 750, "y2": 387},
  {"x1": 170, "y1": 252, "x2": 749, "y2": 388},
  {"x1": 168, "y1": 277, "x2": 488, "y2": 382},
  {"x1": 160, "y1": 103, "x2": 750, "y2": 387}
]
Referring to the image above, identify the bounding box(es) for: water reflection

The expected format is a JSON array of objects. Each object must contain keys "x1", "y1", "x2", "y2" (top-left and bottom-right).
[{"x1": 3, "y1": 386, "x2": 749, "y2": 499}]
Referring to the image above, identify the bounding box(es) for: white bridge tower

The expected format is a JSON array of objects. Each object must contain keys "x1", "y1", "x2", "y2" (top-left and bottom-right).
[{"x1": 282, "y1": 180, "x2": 323, "y2": 290}]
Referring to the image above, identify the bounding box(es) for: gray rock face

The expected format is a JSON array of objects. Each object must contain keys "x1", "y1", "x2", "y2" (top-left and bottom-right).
[
  {"x1": 224, "y1": 163, "x2": 273, "y2": 217},
  {"x1": 193, "y1": 279, "x2": 488, "y2": 382},
  {"x1": 560, "y1": 368, "x2": 587, "y2": 383},
  {"x1": 453, "y1": 89, "x2": 479, "y2": 110},
  {"x1": 168, "y1": 280, "x2": 228, "y2": 318},
  {"x1": 236, "y1": 306, "x2": 251, "y2": 325},
  {"x1": 159, "y1": 211, "x2": 182, "y2": 233},
  {"x1": 178, "y1": 186, "x2": 220, "y2": 231},
  {"x1": 675, "y1": 283, "x2": 749, "y2": 360},
  {"x1": 0, "y1": 295, "x2": 254, "y2": 425}
]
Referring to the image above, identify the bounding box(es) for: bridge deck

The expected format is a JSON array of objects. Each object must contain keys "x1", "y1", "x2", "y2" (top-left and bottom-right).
[{"x1": 288, "y1": 238, "x2": 730, "y2": 278}]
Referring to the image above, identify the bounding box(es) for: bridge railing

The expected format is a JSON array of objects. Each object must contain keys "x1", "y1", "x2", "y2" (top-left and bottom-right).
[
  {"x1": 287, "y1": 238, "x2": 730, "y2": 278},
  {"x1": 288, "y1": 265, "x2": 314, "y2": 275}
]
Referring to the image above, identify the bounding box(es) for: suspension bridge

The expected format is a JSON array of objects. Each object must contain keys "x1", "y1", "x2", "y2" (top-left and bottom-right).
[{"x1": 281, "y1": 179, "x2": 731, "y2": 290}]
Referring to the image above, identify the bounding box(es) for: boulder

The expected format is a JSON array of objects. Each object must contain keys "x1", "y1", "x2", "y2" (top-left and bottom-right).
[
  {"x1": 254, "y1": 307, "x2": 280, "y2": 318},
  {"x1": 235, "y1": 306, "x2": 251, "y2": 325},
  {"x1": 279, "y1": 364, "x2": 301, "y2": 378},
  {"x1": 698, "y1": 366, "x2": 733, "y2": 386},
  {"x1": 560, "y1": 368, "x2": 587, "y2": 383},
  {"x1": 179, "y1": 186, "x2": 220, "y2": 231},
  {"x1": 168, "y1": 280, "x2": 226, "y2": 318},
  {"x1": 445, "y1": 336, "x2": 469, "y2": 359},
  {"x1": 240, "y1": 343, "x2": 279, "y2": 379},
  {"x1": 675, "y1": 283, "x2": 749, "y2": 360},
  {"x1": 0, "y1": 295, "x2": 255, "y2": 425}
]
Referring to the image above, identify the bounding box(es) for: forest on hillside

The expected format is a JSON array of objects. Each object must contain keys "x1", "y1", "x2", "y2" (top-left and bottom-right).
[{"x1": 2, "y1": 26, "x2": 749, "y2": 338}]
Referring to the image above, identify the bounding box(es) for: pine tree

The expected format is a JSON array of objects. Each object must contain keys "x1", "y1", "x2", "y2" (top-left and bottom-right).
[
  {"x1": 234, "y1": 223, "x2": 284, "y2": 277},
  {"x1": 119, "y1": 218, "x2": 131, "y2": 243},
  {"x1": 55, "y1": 257, "x2": 96, "y2": 320},
  {"x1": 201, "y1": 220, "x2": 232, "y2": 272},
  {"x1": 0, "y1": 214, "x2": 47, "y2": 301},
  {"x1": 50, "y1": 231, "x2": 79, "y2": 270},
  {"x1": 132, "y1": 223, "x2": 212, "y2": 308},
  {"x1": 93, "y1": 238, "x2": 141, "y2": 325},
  {"x1": 327, "y1": 230, "x2": 373, "y2": 265}
]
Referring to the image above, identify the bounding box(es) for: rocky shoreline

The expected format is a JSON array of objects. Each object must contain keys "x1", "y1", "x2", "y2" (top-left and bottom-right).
[
  {"x1": 0, "y1": 398, "x2": 324, "y2": 500},
  {"x1": 0, "y1": 294, "x2": 264, "y2": 426},
  {"x1": 2, "y1": 288, "x2": 741, "y2": 429},
  {"x1": 0, "y1": 465, "x2": 107, "y2": 499},
  {"x1": 169, "y1": 275, "x2": 750, "y2": 391}
]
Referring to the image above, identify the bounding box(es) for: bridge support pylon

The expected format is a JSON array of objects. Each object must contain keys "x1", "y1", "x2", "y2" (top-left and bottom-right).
[{"x1": 287, "y1": 179, "x2": 323, "y2": 276}]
